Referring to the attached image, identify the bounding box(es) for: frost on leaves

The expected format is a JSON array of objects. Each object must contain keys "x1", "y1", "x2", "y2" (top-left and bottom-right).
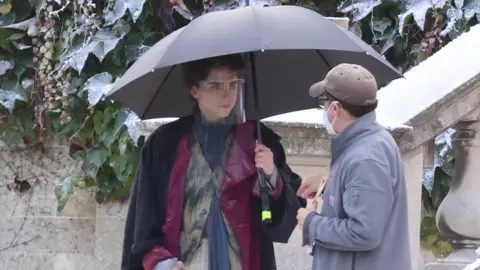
[
  {"x1": 398, "y1": 0, "x2": 449, "y2": 33},
  {"x1": 124, "y1": 111, "x2": 141, "y2": 144},
  {"x1": 0, "y1": 60, "x2": 14, "y2": 76},
  {"x1": 60, "y1": 20, "x2": 130, "y2": 73},
  {"x1": 0, "y1": 81, "x2": 27, "y2": 113},
  {"x1": 338, "y1": 0, "x2": 382, "y2": 22},
  {"x1": 104, "y1": 0, "x2": 147, "y2": 25},
  {"x1": 83, "y1": 72, "x2": 115, "y2": 108}
]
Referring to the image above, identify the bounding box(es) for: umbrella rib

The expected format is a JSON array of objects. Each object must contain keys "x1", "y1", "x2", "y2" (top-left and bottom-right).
[
  {"x1": 315, "y1": 50, "x2": 333, "y2": 70},
  {"x1": 141, "y1": 65, "x2": 176, "y2": 119}
]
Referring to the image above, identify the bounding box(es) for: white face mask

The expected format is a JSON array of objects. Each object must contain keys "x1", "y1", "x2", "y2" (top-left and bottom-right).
[{"x1": 323, "y1": 102, "x2": 338, "y2": 137}]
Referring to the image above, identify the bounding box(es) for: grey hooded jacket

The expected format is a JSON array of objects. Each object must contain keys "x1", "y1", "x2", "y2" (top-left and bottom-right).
[{"x1": 302, "y1": 111, "x2": 411, "y2": 270}]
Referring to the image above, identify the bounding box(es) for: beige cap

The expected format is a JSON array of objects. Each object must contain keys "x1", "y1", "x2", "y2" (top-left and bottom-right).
[{"x1": 309, "y1": 63, "x2": 378, "y2": 106}]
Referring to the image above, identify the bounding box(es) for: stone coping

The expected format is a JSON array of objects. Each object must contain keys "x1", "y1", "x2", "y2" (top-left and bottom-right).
[{"x1": 138, "y1": 118, "x2": 412, "y2": 155}]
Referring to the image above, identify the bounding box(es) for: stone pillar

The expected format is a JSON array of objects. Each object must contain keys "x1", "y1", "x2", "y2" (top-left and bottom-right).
[
  {"x1": 425, "y1": 113, "x2": 480, "y2": 269},
  {"x1": 403, "y1": 146, "x2": 425, "y2": 270}
]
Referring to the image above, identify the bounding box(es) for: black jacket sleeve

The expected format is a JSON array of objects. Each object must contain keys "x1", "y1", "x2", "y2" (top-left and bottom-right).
[
  {"x1": 258, "y1": 124, "x2": 307, "y2": 243},
  {"x1": 121, "y1": 127, "x2": 170, "y2": 270}
]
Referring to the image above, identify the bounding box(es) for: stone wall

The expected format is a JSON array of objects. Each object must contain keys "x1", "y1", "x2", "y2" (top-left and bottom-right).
[
  {"x1": 0, "y1": 138, "x2": 98, "y2": 270},
  {"x1": 0, "y1": 135, "x2": 436, "y2": 270}
]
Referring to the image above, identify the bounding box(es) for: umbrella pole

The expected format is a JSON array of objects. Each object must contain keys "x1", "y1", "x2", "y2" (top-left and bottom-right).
[{"x1": 249, "y1": 51, "x2": 272, "y2": 225}]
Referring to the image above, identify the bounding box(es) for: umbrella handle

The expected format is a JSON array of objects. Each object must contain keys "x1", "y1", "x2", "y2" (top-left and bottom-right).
[{"x1": 258, "y1": 170, "x2": 273, "y2": 225}]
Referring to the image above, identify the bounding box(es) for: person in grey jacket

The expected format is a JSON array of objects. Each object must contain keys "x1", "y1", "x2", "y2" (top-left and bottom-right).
[{"x1": 296, "y1": 63, "x2": 411, "y2": 270}]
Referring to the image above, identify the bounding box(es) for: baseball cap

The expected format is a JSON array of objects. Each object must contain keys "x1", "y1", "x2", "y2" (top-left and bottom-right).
[{"x1": 309, "y1": 63, "x2": 378, "y2": 106}]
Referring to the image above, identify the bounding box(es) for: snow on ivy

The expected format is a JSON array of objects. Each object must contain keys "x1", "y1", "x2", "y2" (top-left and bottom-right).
[
  {"x1": 83, "y1": 72, "x2": 116, "y2": 107},
  {"x1": 398, "y1": 0, "x2": 449, "y2": 34},
  {"x1": 338, "y1": 0, "x2": 382, "y2": 22},
  {"x1": 0, "y1": 60, "x2": 14, "y2": 76},
  {"x1": 104, "y1": 0, "x2": 147, "y2": 25},
  {"x1": 82, "y1": 72, "x2": 142, "y2": 143},
  {"x1": 124, "y1": 111, "x2": 142, "y2": 144},
  {"x1": 2, "y1": 17, "x2": 38, "y2": 36},
  {"x1": 435, "y1": 128, "x2": 455, "y2": 158},
  {"x1": 60, "y1": 19, "x2": 131, "y2": 73},
  {"x1": 0, "y1": 81, "x2": 27, "y2": 113},
  {"x1": 442, "y1": 0, "x2": 480, "y2": 37}
]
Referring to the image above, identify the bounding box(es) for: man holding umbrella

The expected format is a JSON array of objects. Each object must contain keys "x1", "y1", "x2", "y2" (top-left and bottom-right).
[
  {"x1": 296, "y1": 63, "x2": 411, "y2": 270},
  {"x1": 121, "y1": 54, "x2": 306, "y2": 270}
]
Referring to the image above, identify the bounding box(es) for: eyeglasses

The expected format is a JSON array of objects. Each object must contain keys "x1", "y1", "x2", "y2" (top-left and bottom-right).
[
  {"x1": 199, "y1": 79, "x2": 245, "y2": 95},
  {"x1": 315, "y1": 96, "x2": 328, "y2": 109}
]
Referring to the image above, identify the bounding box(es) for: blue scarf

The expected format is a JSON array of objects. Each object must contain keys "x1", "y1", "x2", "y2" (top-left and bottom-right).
[{"x1": 193, "y1": 106, "x2": 235, "y2": 270}]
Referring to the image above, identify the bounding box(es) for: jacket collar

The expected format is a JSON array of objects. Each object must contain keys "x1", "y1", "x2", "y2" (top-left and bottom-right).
[{"x1": 330, "y1": 111, "x2": 381, "y2": 164}]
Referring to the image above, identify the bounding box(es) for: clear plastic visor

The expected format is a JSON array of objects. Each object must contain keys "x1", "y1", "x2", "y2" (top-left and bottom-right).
[{"x1": 197, "y1": 78, "x2": 246, "y2": 124}]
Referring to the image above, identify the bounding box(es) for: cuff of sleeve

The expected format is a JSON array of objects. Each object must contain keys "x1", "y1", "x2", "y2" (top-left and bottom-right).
[
  {"x1": 302, "y1": 212, "x2": 320, "y2": 246},
  {"x1": 269, "y1": 167, "x2": 284, "y2": 199},
  {"x1": 266, "y1": 167, "x2": 278, "y2": 187},
  {"x1": 153, "y1": 258, "x2": 178, "y2": 270},
  {"x1": 143, "y1": 246, "x2": 173, "y2": 270}
]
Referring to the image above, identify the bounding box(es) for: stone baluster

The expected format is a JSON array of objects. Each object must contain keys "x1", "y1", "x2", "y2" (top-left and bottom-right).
[{"x1": 426, "y1": 112, "x2": 480, "y2": 269}]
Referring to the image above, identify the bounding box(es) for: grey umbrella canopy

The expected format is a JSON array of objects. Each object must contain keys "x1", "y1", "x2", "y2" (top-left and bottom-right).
[{"x1": 106, "y1": 5, "x2": 401, "y2": 120}]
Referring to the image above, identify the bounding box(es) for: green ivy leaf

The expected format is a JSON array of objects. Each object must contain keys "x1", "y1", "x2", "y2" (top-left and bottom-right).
[
  {"x1": 96, "y1": 165, "x2": 120, "y2": 193},
  {"x1": 119, "y1": 141, "x2": 128, "y2": 154},
  {"x1": 0, "y1": 80, "x2": 27, "y2": 112},
  {"x1": 102, "y1": 106, "x2": 116, "y2": 129},
  {"x1": 0, "y1": 12, "x2": 16, "y2": 27},
  {"x1": 60, "y1": 27, "x2": 128, "y2": 73},
  {"x1": 104, "y1": 0, "x2": 147, "y2": 25},
  {"x1": 77, "y1": 117, "x2": 94, "y2": 142},
  {"x1": 0, "y1": 28, "x2": 15, "y2": 49},
  {"x1": 104, "y1": 0, "x2": 128, "y2": 25},
  {"x1": 372, "y1": 17, "x2": 393, "y2": 36},
  {"x1": 397, "y1": 0, "x2": 449, "y2": 34},
  {"x1": 109, "y1": 153, "x2": 129, "y2": 181},
  {"x1": 55, "y1": 174, "x2": 78, "y2": 212},
  {"x1": 422, "y1": 184, "x2": 435, "y2": 214},
  {"x1": 100, "y1": 108, "x2": 129, "y2": 148},
  {"x1": 11, "y1": 0, "x2": 32, "y2": 21},
  {"x1": 12, "y1": 50, "x2": 33, "y2": 79},
  {"x1": 93, "y1": 110, "x2": 104, "y2": 134},
  {"x1": 2, "y1": 17, "x2": 36, "y2": 32},
  {"x1": 54, "y1": 39, "x2": 66, "y2": 59},
  {"x1": 82, "y1": 72, "x2": 114, "y2": 107},
  {"x1": 124, "y1": 111, "x2": 141, "y2": 144},
  {"x1": 84, "y1": 146, "x2": 109, "y2": 179},
  {"x1": 87, "y1": 146, "x2": 109, "y2": 168},
  {"x1": 91, "y1": 29, "x2": 126, "y2": 62},
  {"x1": 0, "y1": 59, "x2": 14, "y2": 75},
  {"x1": 431, "y1": 167, "x2": 452, "y2": 208},
  {"x1": 338, "y1": 0, "x2": 382, "y2": 22}
]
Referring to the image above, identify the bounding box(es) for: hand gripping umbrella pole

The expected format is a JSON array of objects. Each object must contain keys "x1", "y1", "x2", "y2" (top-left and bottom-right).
[{"x1": 249, "y1": 51, "x2": 272, "y2": 225}]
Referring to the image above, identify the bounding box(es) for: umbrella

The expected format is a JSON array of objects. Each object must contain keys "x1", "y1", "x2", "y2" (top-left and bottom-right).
[{"x1": 106, "y1": 5, "x2": 402, "y2": 225}]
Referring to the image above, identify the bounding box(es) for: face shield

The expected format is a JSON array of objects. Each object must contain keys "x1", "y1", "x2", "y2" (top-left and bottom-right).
[{"x1": 197, "y1": 77, "x2": 246, "y2": 124}]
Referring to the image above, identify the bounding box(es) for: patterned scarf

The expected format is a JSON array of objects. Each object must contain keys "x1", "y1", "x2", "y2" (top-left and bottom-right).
[{"x1": 192, "y1": 106, "x2": 237, "y2": 270}]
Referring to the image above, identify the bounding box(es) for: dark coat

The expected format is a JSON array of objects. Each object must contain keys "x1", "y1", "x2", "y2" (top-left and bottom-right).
[{"x1": 121, "y1": 116, "x2": 306, "y2": 270}]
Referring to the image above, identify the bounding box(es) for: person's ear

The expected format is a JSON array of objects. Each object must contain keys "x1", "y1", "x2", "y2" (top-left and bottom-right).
[
  {"x1": 331, "y1": 101, "x2": 341, "y2": 115},
  {"x1": 190, "y1": 87, "x2": 200, "y2": 99}
]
